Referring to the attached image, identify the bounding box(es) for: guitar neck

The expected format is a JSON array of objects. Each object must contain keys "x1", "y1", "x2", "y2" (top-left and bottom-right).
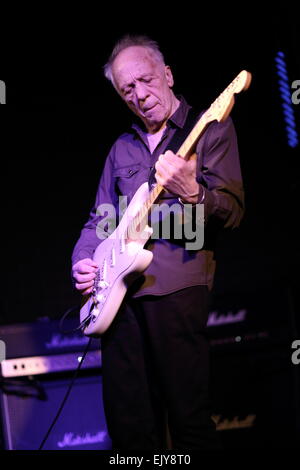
[{"x1": 127, "y1": 69, "x2": 252, "y2": 236}]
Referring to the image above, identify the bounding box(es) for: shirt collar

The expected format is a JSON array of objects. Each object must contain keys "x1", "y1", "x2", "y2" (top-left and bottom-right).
[{"x1": 168, "y1": 95, "x2": 191, "y2": 129}]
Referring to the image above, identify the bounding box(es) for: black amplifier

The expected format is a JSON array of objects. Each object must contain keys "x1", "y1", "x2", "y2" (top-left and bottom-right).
[
  {"x1": 206, "y1": 285, "x2": 295, "y2": 351},
  {"x1": 0, "y1": 317, "x2": 101, "y2": 378},
  {"x1": 0, "y1": 318, "x2": 111, "y2": 450}
]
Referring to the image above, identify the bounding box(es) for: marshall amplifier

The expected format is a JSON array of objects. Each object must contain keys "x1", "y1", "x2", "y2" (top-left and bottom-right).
[
  {"x1": 207, "y1": 285, "x2": 300, "y2": 448},
  {"x1": 206, "y1": 285, "x2": 296, "y2": 351},
  {"x1": 0, "y1": 318, "x2": 112, "y2": 450},
  {"x1": 0, "y1": 317, "x2": 100, "y2": 361}
]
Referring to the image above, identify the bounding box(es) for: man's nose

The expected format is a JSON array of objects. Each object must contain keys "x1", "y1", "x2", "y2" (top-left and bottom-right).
[{"x1": 135, "y1": 82, "x2": 149, "y2": 101}]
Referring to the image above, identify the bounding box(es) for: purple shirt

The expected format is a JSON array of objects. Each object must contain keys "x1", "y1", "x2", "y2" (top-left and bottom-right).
[{"x1": 72, "y1": 97, "x2": 244, "y2": 296}]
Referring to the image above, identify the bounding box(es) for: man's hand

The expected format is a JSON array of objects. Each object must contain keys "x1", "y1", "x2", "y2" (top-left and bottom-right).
[
  {"x1": 154, "y1": 150, "x2": 201, "y2": 204},
  {"x1": 72, "y1": 258, "x2": 98, "y2": 295}
]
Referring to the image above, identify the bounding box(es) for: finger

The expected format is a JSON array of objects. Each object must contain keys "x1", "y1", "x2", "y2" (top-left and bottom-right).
[
  {"x1": 75, "y1": 263, "x2": 98, "y2": 275},
  {"x1": 74, "y1": 258, "x2": 98, "y2": 271},
  {"x1": 75, "y1": 272, "x2": 96, "y2": 283},
  {"x1": 155, "y1": 159, "x2": 171, "y2": 178},
  {"x1": 161, "y1": 151, "x2": 183, "y2": 167},
  {"x1": 154, "y1": 168, "x2": 168, "y2": 187},
  {"x1": 82, "y1": 286, "x2": 93, "y2": 295},
  {"x1": 154, "y1": 171, "x2": 164, "y2": 187},
  {"x1": 82, "y1": 258, "x2": 98, "y2": 267},
  {"x1": 157, "y1": 156, "x2": 182, "y2": 176},
  {"x1": 75, "y1": 280, "x2": 94, "y2": 291}
]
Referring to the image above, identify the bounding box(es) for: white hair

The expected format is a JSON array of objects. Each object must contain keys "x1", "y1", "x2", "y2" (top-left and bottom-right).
[{"x1": 103, "y1": 34, "x2": 165, "y2": 88}]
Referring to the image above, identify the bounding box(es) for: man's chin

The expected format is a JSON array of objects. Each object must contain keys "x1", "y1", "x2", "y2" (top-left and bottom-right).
[{"x1": 144, "y1": 115, "x2": 166, "y2": 132}]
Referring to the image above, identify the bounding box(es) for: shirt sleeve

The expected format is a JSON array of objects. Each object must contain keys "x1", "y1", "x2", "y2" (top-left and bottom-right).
[
  {"x1": 195, "y1": 115, "x2": 245, "y2": 228},
  {"x1": 71, "y1": 147, "x2": 118, "y2": 266}
]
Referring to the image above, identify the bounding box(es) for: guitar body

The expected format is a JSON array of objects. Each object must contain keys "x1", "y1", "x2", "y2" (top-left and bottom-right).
[{"x1": 80, "y1": 182, "x2": 153, "y2": 337}]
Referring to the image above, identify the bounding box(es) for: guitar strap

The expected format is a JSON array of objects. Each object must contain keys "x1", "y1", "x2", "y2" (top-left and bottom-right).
[{"x1": 148, "y1": 106, "x2": 203, "y2": 189}]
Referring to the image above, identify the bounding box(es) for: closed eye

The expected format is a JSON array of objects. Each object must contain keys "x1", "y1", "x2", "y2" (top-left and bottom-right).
[
  {"x1": 123, "y1": 86, "x2": 133, "y2": 96},
  {"x1": 122, "y1": 76, "x2": 153, "y2": 96}
]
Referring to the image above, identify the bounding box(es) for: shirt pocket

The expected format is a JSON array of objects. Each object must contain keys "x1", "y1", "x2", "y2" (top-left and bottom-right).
[
  {"x1": 112, "y1": 164, "x2": 141, "y2": 179},
  {"x1": 112, "y1": 163, "x2": 146, "y2": 201}
]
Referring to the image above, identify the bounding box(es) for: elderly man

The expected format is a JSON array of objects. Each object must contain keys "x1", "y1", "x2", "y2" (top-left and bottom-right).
[{"x1": 71, "y1": 35, "x2": 244, "y2": 450}]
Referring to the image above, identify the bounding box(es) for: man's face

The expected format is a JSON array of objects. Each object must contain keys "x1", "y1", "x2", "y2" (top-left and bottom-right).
[{"x1": 111, "y1": 46, "x2": 176, "y2": 133}]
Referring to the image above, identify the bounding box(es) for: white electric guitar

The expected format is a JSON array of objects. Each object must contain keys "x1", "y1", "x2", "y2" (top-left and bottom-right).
[{"x1": 80, "y1": 70, "x2": 252, "y2": 337}]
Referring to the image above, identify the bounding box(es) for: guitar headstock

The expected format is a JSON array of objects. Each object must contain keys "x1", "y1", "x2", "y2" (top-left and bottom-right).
[{"x1": 204, "y1": 70, "x2": 252, "y2": 123}]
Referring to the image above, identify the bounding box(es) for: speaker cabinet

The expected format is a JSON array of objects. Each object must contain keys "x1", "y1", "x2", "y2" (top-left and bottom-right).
[
  {"x1": 210, "y1": 345, "x2": 300, "y2": 449},
  {"x1": 0, "y1": 370, "x2": 112, "y2": 450}
]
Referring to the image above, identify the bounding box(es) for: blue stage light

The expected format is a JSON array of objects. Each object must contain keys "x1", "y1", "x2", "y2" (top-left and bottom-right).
[{"x1": 275, "y1": 51, "x2": 298, "y2": 148}]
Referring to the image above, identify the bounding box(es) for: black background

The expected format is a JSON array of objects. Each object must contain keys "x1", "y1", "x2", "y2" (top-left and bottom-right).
[
  {"x1": 1, "y1": 10, "x2": 299, "y2": 325},
  {"x1": 0, "y1": 7, "x2": 300, "y2": 450}
]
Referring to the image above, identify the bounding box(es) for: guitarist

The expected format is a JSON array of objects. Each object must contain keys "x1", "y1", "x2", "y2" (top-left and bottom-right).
[{"x1": 71, "y1": 35, "x2": 245, "y2": 450}]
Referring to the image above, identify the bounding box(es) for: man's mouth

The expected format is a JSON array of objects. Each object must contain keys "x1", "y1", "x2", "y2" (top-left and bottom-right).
[{"x1": 143, "y1": 104, "x2": 156, "y2": 114}]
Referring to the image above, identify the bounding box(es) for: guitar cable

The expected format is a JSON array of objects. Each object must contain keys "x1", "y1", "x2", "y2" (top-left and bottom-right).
[
  {"x1": 38, "y1": 332, "x2": 93, "y2": 450},
  {"x1": 38, "y1": 307, "x2": 92, "y2": 450},
  {"x1": 58, "y1": 305, "x2": 93, "y2": 334}
]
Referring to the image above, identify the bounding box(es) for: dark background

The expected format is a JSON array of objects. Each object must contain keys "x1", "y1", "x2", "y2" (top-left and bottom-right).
[
  {"x1": 0, "y1": 11, "x2": 299, "y2": 324},
  {"x1": 0, "y1": 8, "x2": 299, "y2": 449}
]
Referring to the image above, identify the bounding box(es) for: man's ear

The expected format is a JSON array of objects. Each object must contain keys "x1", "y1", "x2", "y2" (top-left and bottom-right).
[{"x1": 165, "y1": 65, "x2": 174, "y2": 88}]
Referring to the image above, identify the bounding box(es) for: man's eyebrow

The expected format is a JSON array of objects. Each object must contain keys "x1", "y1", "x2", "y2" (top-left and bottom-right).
[
  {"x1": 139, "y1": 73, "x2": 153, "y2": 79},
  {"x1": 121, "y1": 74, "x2": 153, "y2": 92}
]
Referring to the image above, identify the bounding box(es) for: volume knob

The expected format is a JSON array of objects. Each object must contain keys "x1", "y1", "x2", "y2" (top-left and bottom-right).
[
  {"x1": 98, "y1": 280, "x2": 109, "y2": 289},
  {"x1": 96, "y1": 293, "x2": 106, "y2": 302}
]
